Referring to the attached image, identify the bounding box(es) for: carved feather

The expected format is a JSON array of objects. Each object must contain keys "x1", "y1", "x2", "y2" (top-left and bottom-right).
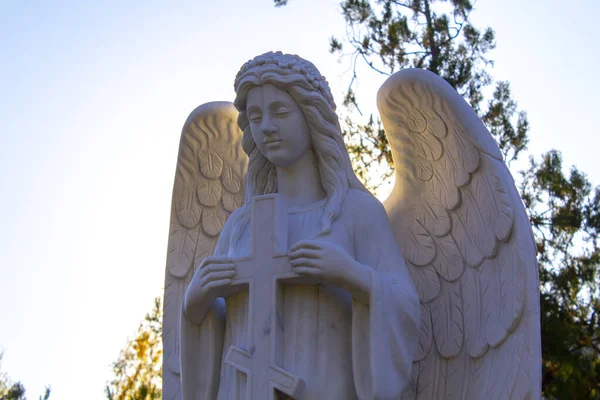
[
  {"x1": 417, "y1": 201, "x2": 451, "y2": 237},
  {"x1": 430, "y1": 279, "x2": 463, "y2": 358},
  {"x1": 196, "y1": 178, "x2": 222, "y2": 207},
  {"x1": 414, "y1": 302, "x2": 433, "y2": 361},
  {"x1": 379, "y1": 69, "x2": 540, "y2": 399},
  {"x1": 461, "y1": 267, "x2": 489, "y2": 358},
  {"x1": 167, "y1": 218, "x2": 199, "y2": 279},
  {"x1": 222, "y1": 164, "x2": 242, "y2": 194},
  {"x1": 399, "y1": 217, "x2": 436, "y2": 267},
  {"x1": 430, "y1": 234, "x2": 464, "y2": 282},
  {"x1": 406, "y1": 263, "x2": 440, "y2": 304},
  {"x1": 163, "y1": 102, "x2": 246, "y2": 400},
  {"x1": 163, "y1": 274, "x2": 185, "y2": 400}
]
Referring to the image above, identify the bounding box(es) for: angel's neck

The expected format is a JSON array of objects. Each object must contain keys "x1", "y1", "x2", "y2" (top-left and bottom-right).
[{"x1": 276, "y1": 148, "x2": 326, "y2": 207}]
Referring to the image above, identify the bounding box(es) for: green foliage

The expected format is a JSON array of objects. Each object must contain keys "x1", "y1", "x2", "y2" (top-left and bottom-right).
[
  {"x1": 522, "y1": 151, "x2": 600, "y2": 399},
  {"x1": 277, "y1": 0, "x2": 600, "y2": 397},
  {"x1": 0, "y1": 353, "x2": 51, "y2": 400},
  {"x1": 107, "y1": 2, "x2": 599, "y2": 398},
  {"x1": 105, "y1": 298, "x2": 162, "y2": 400},
  {"x1": 330, "y1": 0, "x2": 527, "y2": 189}
]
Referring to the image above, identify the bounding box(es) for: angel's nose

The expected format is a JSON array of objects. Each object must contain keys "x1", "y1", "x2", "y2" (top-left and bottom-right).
[{"x1": 261, "y1": 116, "x2": 278, "y2": 135}]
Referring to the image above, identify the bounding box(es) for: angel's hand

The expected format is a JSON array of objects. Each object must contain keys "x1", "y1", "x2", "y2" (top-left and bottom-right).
[
  {"x1": 184, "y1": 256, "x2": 235, "y2": 320},
  {"x1": 289, "y1": 240, "x2": 371, "y2": 302}
]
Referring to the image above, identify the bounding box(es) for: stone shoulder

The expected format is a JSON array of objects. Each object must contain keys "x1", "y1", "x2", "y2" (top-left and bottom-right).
[{"x1": 341, "y1": 188, "x2": 389, "y2": 229}]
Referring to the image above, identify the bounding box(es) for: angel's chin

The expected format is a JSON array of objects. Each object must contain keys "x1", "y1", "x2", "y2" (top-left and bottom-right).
[{"x1": 265, "y1": 153, "x2": 302, "y2": 168}]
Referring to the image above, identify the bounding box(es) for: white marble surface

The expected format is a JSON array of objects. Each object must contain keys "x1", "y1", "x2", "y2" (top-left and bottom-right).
[{"x1": 163, "y1": 52, "x2": 541, "y2": 400}]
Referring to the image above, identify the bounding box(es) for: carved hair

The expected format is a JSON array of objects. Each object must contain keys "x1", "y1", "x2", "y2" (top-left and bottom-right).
[{"x1": 230, "y1": 52, "x2": 365, "y2": 243}]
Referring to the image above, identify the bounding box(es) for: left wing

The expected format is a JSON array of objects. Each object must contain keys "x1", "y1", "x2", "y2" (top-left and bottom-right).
[
  {"x1": 163, "y1": 102, "x2": 246, "y2": 400},
  {"x1": 378, "y1": 69, "x2": 541, "y2": 399}
]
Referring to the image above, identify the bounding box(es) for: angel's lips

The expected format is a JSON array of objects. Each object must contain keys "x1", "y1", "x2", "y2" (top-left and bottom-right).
[{"x1": 265, "y1": 138, "x2": 283, "y2": 148}]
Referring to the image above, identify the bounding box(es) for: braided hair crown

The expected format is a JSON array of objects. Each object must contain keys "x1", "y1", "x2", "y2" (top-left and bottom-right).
[{"x1": 234, "y1": 51, "x2": 337, "y2": 111}]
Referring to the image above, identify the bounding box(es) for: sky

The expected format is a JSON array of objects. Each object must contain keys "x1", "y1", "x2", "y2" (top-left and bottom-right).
[{"x1": 0, "y1": 0, "x2": 598, "y2": 398}]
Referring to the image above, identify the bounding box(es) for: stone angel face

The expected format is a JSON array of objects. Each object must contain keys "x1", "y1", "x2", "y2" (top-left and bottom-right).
[
  {"x1": 163, "y1": 51, "x2": 542, "y2": 400},
  {"x1": 245, "y1": 84, "x2": 311, "y2": 168}
]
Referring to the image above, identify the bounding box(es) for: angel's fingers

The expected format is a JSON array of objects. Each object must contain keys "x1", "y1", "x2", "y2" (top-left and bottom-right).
[
  {"x1": 293, "y1": 266, "x2": 322, "y2": 276},
  {"x1": 289, "y1": 248, "x2": 321, "y2": 260},
  {"x1": 290, "y1": 240, "x2": 322, "y2": 252},
  {"x1": 202, "y1": 270, "x2": 235, "y2": 284},
  {"x1": 290, "y1": 257, "x2": 320, "y2": 269},
  {"x1": 203, "y1": 278, "x2": 232, "y2": 291},
  {"x1": 200, "y1": 256, "x2": 233, "y2": 268},
  {"x1": 198, "y1": 263, "x2": 235, "y2": 278}
]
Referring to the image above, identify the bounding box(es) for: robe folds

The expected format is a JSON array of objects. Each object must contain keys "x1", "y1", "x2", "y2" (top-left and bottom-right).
[{"x1": 181, "y1": 189, "x2": 420, "y2": 400}]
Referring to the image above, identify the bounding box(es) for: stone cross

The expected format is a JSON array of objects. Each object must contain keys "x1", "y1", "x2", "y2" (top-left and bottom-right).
[{"x1": 224, "y1": 194, "x2": 304, "y2": 400}]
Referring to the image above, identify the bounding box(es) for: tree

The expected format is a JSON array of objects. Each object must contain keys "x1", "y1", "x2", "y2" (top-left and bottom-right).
[
  {"x1": 107, "y1": 1, "x2": 599, "y2": 397},
  {"x1": 0, "y1": 353, "x2": 51, "y2": 400},
  {"x1": 105, "y1": 298, "x2": 162, "y2": 400},
  {"x1": 275, "y1": 0, "x2": 600, "y2": 397},
  {"x1": 326, "y1": 0, "x2": 527, "y2": 189},
  {"x1": 522, "y1": 152, "x2": 600, "y2": 399}
]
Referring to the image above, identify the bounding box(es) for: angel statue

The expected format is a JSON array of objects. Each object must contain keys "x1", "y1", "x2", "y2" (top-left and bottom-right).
[{"x1": 163, "y1": 51, "x2": 541, "y2": 400}]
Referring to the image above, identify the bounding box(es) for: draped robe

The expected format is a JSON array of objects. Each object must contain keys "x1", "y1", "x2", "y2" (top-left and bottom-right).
[{"x1": 181, "y1": 189, "x2": 420, "y2": 400}]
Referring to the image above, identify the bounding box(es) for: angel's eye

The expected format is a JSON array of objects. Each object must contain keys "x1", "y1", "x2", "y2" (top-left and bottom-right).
[
  {"x1": 275, "y1": 107, "x2": 289, "y2": 117},
  {"x1": 249, "y1": 114, "x2": 262, "y2": 123}
]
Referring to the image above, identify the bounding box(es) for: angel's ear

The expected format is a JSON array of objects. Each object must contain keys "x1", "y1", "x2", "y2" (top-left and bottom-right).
[
  {"x1": 379, "y1": 69, "x2": 540, "y2": 399},
  {"x1": 163, "y1": 101, "x2": 247, "y2": 399}
]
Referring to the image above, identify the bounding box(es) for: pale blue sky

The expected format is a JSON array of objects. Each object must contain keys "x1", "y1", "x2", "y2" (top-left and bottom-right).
[{"x1": 0, "y1": 0, "x2": 598, "y2": 398}]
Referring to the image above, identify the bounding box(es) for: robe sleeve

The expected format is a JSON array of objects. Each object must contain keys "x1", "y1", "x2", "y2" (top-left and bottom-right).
[
  {"x1": 350, "y1": 194, "x2": 421, "y2": 400},
  {"x1": 180, "y1": 210, "x2": 240, "y2": 400}
]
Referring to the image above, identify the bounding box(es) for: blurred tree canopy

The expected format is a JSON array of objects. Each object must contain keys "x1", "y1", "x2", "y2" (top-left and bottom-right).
[
  {"x1": 105, "y1": 298, "x2": 162, "y2": 400},
  {"x1": 108, "y1": 1, "x2": 600, "y2": 399},
  {"x1": 0, "y1": 354, "x2": 50, "y2": 400},
  {"x1": 277, "y1": 0, "x2": 600, "y2": 397}
]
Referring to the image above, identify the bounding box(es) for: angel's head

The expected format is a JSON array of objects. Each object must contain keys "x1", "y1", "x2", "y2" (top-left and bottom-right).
[{"x1": 232, "y1": 51, "x2": 364, "y2": 235}]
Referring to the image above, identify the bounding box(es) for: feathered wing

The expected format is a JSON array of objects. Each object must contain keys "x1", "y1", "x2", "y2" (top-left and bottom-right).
[
  {"x1": 378, "y1": 70, "x2": 541, "y2": 400},
  {"x1": 162, "y1": 102, "x2": 246, "y2": 400}
]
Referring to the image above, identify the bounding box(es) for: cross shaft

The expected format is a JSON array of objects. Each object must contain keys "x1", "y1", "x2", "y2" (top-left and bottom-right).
[{"x1": 224, "y1": 194, "x2": 304, "y2": 400}]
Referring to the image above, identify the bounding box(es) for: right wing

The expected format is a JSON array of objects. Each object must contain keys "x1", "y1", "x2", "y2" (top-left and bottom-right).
[
  {"x1": 378, "y1": 70, "x2": 541, "y2": 399},
  {"x1": 162, "y1": 102, "x2": 246, "y2": 400}
]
